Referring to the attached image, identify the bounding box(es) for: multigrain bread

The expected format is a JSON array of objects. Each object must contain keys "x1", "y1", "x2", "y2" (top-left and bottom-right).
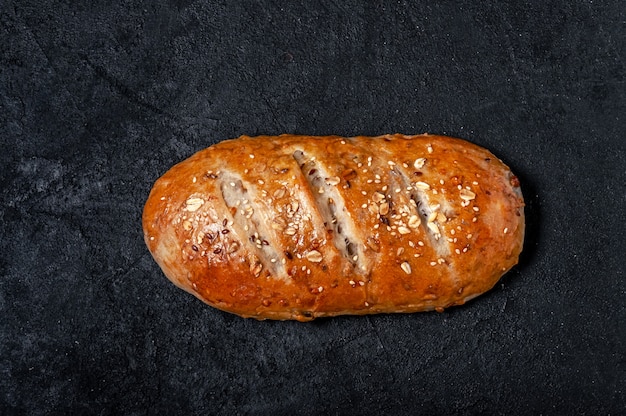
[{"x1": 142, "y1": 134, "x2": 524, "y2": 321}]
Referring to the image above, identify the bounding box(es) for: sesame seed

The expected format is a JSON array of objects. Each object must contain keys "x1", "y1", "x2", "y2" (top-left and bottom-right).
[
  {"x1": 192, "y1": 176, "x2": 197, "y2": 183},
  {"x1": 358, "y1": 281, "x2": 365, "y2": 286},
  {"x1": 397, "y1": 247, "x2": 405, "y2": 256},
  {"x1": 415, "y1": 181, "x2": 430, "y2": 190},
  {"x1": 427, "y1": 144, "x2": 433, "y2": 153},
  {"x1": 185, "y1": 198, "x2": 204, "y2": 212},
  {"x1": 414, "y1": 158, "x2": 426, "y2": 169},
  {"x1": 318, "y1": 286, "x2": 324, "y2": 293},
  {"x1": 460, "y1": 189, "x2": 476, "y2": 201},
  {"x1": 418, "y1": 240, "x2": 425, "y2": 246},
  {"x1": 249, "y1": 154, "x2": 255, "y2": 158},
  {"x1": 349, "y1": 280, "x2": 356, "y2": 286},
  {"x1": 455, "y1": 248, "x2": 461, "y2": 255},
  {"x1": 361, "y1": 203, "x2": 368, "y2": 209},
  {"x1": 408, "y1": 215, "x2": 420, "y2": 228},
  {"x1": 430, "y1": 261, "x2": 437, "y2": 266},
  {"x1": 398, "y1": 226, "x2": 411, "y2": 235},
  {"x1": 341, "y1": 140, "x2": 346, "y2": 144},
  {"x1": 387, "y1": 161, "x2": 396, "y2": 166},
  {"x1": 401, "y1": 262, "x2": 412, "y2": 274},
  {"x1": 504, "y1": 227, "x2": 509, "y2": 234},
  {"x1": 258, "y1": 179, "x2": 265, "y2": 185},
  {"x1": 372, "y1": 192, "x2": 386, "y2": 203},
  {"x1": 439, "y1": 179, "x2": 444, "y2": 185},
  {"x1": 306, "y1": 250, "x2": 323, "y2": 262}
]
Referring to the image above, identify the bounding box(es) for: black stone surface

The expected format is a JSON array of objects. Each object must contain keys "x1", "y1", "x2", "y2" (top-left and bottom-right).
[{"x1": 1, "y1": 1, "x2": 624, "y2": 415}]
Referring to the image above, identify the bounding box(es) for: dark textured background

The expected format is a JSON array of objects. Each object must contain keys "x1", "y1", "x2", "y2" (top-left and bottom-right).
[{"x1": 1, "y1": 1, "x2": 624, "y2": 415}]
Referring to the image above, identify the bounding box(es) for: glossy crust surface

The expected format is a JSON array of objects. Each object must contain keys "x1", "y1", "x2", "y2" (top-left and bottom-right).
[{"x1": 143, "y1": 134, "x2": 525, "y2": 321}]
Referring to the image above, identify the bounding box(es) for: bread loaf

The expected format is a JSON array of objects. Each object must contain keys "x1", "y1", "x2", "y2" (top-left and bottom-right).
[{"x1": 142, "y1": 134, "x2": 524, "y2": 321}]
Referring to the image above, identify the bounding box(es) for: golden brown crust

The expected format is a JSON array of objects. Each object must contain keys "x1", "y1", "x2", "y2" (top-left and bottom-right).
[{"x1": 142, "y1": 134, "x2": 525, "y2": 321}]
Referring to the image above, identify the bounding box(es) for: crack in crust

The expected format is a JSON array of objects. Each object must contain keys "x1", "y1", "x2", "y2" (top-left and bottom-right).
[{"x1": 292, "y1": 149, "x2": 370, "y2": 274}]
